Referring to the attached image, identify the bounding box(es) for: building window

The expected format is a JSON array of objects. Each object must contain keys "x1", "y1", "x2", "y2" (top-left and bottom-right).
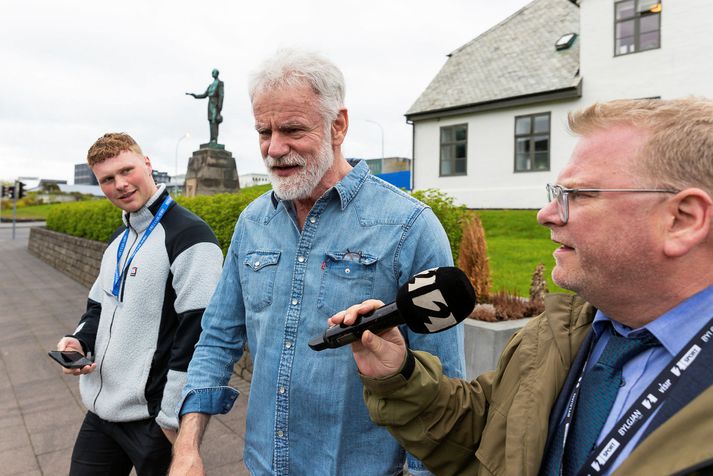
[
  {"x1": 514, "y1": 113, "x2": 550, "y2": 173},
  {"x1": 440, "y1": 124, "x2": 467, "y2": 176},
  {"x1": 615, "y1": 0, "x2": 661, "y2": 56}
]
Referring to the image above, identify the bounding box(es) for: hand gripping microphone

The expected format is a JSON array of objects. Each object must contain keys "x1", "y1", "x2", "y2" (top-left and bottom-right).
[{"x1": 308, "y1": 267, "x2": 476, "y2": 351}]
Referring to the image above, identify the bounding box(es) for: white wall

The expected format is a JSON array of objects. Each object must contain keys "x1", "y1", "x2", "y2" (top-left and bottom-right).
[
  {"x1": 412, "y1": 100, "x2": 579, "y2": 209},
  {"x1": 580, "y1": 0, "x2": 713, "y2": 103},
  {"x1": 239, "y1": 173, "x2": 270, "y2": 188}
]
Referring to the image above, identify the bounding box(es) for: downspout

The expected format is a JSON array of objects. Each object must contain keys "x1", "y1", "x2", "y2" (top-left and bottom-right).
[{"x1": 407, "y1": 117, "x2": 415, "y2": 191}]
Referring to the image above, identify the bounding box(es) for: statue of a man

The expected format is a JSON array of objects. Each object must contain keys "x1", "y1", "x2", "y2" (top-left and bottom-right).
[{"x1": 186, "y1": 68, "x2": 224, "y2": 145}]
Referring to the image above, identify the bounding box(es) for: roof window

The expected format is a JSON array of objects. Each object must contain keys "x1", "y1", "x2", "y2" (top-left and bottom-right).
[{"x1": 555, "y1": 32, "x2": 577, "y2": 50}]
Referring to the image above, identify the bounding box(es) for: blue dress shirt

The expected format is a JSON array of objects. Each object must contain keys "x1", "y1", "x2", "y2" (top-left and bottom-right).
[
  {"x1": 180, "y1": 160, "x2": 465, "y2": 475},
  {"x1": 585, "y1": 285, "x2": 713, "y2": 475}
]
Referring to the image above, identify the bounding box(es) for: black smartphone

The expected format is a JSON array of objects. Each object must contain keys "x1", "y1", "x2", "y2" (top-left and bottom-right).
[{"x1": 48, "y1": 350, "x2": 93, "y2": 369}]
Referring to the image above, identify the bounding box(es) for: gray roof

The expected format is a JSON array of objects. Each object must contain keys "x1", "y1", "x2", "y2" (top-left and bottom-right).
[{"x1": 406, "y1": 0, "x2": 580, "y2": 118}]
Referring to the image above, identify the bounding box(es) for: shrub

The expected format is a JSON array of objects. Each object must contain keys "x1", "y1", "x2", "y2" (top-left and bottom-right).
[
  {"x1": 489, "y1": 290, "x2": 529, "y2": 321},
  {"x1": 468, "y1": 262, "x2": 549, "y2": 321},
  {"x1": 46, "y1": 199, "x2": 121, "y2": 242},
  {"x1": 177, "y1": 185, "x2": 271, "y2": 253},
  {"x1": 529, "y1": 263, "x2": 547, "y2": 306},
  {"x1": 46, "y1": 185, "x2": 273, "y2": 251},
  {"x1": 412, "y1": 188, "x2": 470, "y2": 262},
  {"x1": 457, "y1": 215, "x2": 492, "y2": 303}
]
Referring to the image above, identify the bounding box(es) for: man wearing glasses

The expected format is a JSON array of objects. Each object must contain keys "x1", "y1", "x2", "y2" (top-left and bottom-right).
[{"x1": 331, "y1": 98, "x2": 713, "y2": 475}]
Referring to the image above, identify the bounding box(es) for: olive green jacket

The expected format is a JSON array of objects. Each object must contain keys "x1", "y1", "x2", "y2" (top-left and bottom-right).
[{"x1": 362, "y1": 293, "x2": 713, "y2": 476}]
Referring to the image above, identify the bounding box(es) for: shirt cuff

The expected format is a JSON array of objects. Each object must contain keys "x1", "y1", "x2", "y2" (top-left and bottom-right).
[{"x1": 178, "y1": 386, "x2": 240, "y2": 417}]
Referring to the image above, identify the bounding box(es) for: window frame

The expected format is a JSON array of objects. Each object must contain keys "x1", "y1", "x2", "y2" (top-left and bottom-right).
[
  {"x1": 513, "y1": 112, "x2": 551, "y2": 173},
  {"x1": 614, "y1": 0, "x2": 662, "y2": 57},
  {"x1": 439, "y1": 123, "x2": 468, "y2": 177}
]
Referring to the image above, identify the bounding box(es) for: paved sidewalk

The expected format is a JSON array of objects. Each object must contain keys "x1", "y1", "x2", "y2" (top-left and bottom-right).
[{"x1": 0, "y1": 224, "x2": 250, "y2": 475}]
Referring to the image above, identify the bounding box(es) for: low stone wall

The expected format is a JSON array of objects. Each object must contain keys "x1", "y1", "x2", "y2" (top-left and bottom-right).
[
  {"x1": 28, "y1": 227, "x2": 105, "y2": 288},
  {"x1": 463, "y1": 318, "x2": 531, "y2": 380},
  {"x1": 27, "y1": 226, "x2": 254, "y2": 381}
]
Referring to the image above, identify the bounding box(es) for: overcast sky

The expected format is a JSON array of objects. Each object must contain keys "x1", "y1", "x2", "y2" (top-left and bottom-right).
[{"x1": 0, "y1": 0, "x2": 533, "y2": 183}]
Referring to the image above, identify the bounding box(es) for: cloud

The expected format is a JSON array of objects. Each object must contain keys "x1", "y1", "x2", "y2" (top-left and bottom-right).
[{"x1": 0, "y1": 0, "x2": 533, "y2": 182}]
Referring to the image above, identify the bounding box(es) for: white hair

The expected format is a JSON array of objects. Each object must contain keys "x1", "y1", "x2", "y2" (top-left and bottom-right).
[{"x1": 248, "y1": 49, "x2": 346, "y2": 124}]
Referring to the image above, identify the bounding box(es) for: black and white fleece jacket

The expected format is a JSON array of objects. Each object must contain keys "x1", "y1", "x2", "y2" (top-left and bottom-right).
[{"x1": 71, "y1": 184, "x2": 223, "y2": 430}]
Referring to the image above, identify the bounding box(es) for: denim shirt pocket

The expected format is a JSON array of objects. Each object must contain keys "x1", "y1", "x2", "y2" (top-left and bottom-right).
[
  {"x1": 243, "y1": 250, "x2": 281, "y2": 312},
  {"x1": 317, "y1": 251, "x2": 378, "y2": 318}
]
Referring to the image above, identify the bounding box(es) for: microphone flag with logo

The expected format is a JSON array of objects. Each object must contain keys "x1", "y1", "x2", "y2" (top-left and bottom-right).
[{"x1": 309, "y1": 266, "x2": 476, "y2": 351}]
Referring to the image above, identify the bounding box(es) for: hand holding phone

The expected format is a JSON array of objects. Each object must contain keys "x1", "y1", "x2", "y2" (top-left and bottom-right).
[{"x1": 48, "y1": 350, "x2": 94, "y2": 369}]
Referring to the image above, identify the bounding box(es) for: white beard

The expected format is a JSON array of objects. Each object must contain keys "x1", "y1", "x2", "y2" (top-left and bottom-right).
[{"x1": 264, "y1": 138, "x2": 335, "y2": 201}]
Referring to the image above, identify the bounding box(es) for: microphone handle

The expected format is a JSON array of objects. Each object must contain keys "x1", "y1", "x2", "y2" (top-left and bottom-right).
[{"x1": 310, "y1": 302, "x2": 402, "y2": 350}]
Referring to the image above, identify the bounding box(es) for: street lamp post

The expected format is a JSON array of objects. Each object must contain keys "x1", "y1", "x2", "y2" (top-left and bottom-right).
[
  {"x1": 364, "y1": 119, "x2": 384, "y2": 159},
  {"x1": 175, "y1": 132, "x2": 191, "y2": 177}
]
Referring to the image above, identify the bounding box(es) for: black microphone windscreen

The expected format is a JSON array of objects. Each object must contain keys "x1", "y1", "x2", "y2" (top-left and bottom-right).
[{"x1": 396, "y1": 267, "x2": 476, "y2": 334}]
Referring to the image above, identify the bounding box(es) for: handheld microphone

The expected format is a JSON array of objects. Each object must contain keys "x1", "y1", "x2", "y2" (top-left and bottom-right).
[{"x1": 308, "y1": 267, "x2": 476, "y2": 351}]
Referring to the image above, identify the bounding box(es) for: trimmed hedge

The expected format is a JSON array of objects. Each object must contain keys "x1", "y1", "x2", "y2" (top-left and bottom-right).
[
  {"x1": 46, "y1": 185, "x2": 271, "y2": 254},
  {"x1": 46, "y1": 185, "x2": 465, "y2": 258}
]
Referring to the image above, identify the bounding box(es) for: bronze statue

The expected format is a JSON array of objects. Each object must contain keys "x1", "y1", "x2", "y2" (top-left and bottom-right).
[{"x1": 186, "y1": 68, "x2": 224, "y2": 145}]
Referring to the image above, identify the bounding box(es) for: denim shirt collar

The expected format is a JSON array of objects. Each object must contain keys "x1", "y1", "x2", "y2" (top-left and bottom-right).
[
  {"x1": 121, "y1": 183, "x2": 168, "y2": 232},
  {"x1": 269, "y1": 159, "x2": 369, "y2": 211}
]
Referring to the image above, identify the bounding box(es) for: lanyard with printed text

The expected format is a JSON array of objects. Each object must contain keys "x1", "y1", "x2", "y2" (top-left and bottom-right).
[
  {"x1": 112, "y1": 195, "x2": 173, "y2": 297},
  {"x1": 558, "y1": 315, "x2": 713, "y2": 476}
]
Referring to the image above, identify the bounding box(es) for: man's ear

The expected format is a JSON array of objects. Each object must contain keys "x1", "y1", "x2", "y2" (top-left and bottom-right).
[
  {"x1": 144, "y1": 156, "x2": 153, "y2": 173},
  {"x1": 331, "y1": 108, "x2": 349, "y2": 147},
  {"x1": 663, "y1": 188, "x2": 713, "y2": 257}
]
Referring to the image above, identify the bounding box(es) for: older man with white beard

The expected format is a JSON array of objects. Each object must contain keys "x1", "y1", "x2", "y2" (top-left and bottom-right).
[{"x1": 170, "y1": 49, "x2": 464, "y2": 476}]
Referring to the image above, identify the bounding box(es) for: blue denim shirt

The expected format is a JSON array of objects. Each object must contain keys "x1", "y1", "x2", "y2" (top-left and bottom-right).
[{"x1": 180, "y1": 160, "x2": 465, "y2": 475}]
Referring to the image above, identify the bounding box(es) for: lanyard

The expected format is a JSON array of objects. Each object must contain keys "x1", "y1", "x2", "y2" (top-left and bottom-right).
[
  {"x1": 559, "y1": 315, "x2": 713, "y2": 476},
  {"x1": 112, "y1": 195, "x2": 173, "y2": 297}
]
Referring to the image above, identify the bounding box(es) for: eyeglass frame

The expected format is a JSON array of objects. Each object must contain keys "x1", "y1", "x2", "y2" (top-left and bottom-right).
[{"x1": 545, "y1": 183, "x2": 680, "y2": 224}]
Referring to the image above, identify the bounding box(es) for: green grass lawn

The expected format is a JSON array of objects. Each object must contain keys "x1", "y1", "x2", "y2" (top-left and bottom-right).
[
  {"x1": 475, "y1": 209, "x2": 569, "y2": 296},
  {"x1": 1, "y1": 203, "x2": 57, "y2": 220}
]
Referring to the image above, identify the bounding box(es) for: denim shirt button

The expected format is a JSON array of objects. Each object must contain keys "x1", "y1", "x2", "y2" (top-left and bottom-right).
[
  {"x1": 254, "y1": 261, "x2": 260, "y2": 267},
  {"x1": 297, "y1": 256, "x2": 305, "y2": 263},
  {"x1": 291, "y1": 299, "x2": 298, "y2": 305},
  {"x1": 285, "y1": 341, "x2": 293, "y2": 349},
  {"x1": 344, "y1": 268, "x2": 351, "y2": 274},
  {"x1": 309, "y1": 217, "x2": 316, "y2": 224},
  {"x1": 277, "y1": 430, "x2": 284, "y2": 437},
  {"x1": 278, "y1": 386, "x2": 286, "y2": 394}
]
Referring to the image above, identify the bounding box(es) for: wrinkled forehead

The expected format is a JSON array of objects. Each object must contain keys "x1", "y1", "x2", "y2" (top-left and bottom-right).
[{"x1": 252, "y1": 85, "x2": 321, "y2": 121}]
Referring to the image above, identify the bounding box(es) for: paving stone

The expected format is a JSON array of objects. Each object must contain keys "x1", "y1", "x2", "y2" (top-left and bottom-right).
[
  {"x1": 0, "y1": 226, "x2": 251, "y2": 474},
  {"x1": 36, "y1": 448, "x2": 72, "y2": 476},
  {"x1": 0, "y1": 423, "x2": 32, "y2": 452},
  {"x1": 0, "y1": 444, "x2": 39, "y2": 474}
]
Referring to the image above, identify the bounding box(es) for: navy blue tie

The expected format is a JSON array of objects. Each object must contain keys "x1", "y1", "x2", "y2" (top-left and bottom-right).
[{"x1": 562, "y1": 330, "x2": 659, "y2": 475}]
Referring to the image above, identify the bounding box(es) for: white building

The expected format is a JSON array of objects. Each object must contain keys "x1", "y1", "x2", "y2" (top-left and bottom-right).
[
  {"x1": 239, "y1": 173, "x2": 270, "y2": 188},
  {"x1": 408, "y1": 0, "x2": 711, "y2": 209}
]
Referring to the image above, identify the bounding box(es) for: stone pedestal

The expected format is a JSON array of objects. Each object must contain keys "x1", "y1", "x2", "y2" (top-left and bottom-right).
[
  {"x1": 184, "y1": 144, "x2": 239, "y2": 197},
  {"x1": 463, "y1": 318, "x2": 531, "y2": 380}
]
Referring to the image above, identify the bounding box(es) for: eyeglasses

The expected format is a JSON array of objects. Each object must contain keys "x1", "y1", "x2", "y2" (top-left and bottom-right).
[{"x1": 545, "y1": 184, "x2": 679, "y2": 224}]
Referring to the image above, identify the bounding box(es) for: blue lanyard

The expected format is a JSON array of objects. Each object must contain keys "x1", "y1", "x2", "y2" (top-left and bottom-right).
[{"x1": 112, "y1": 195, "x2": 173, "y2": 297}]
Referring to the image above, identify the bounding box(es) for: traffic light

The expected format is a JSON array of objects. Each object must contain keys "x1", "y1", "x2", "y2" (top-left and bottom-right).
[
  {"x1": 6, "y1": 184, "x2": 14, "y2": 199},
  {"x1": 17, "y1": 181, "x2": 25, "y2": 199},
  {"x1": 0, "y1": 185, "x2": 6, "y2": 198}
]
